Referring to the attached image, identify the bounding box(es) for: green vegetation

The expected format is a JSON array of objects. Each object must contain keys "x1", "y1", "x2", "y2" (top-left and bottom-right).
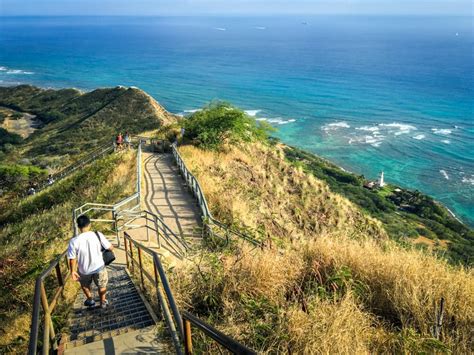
[
  {"x1": 284, "y1": 146, "x2": 473, "y2": 265},
  {"x1": 0, "y1": 164, "x2": 47, "y2": 194},
  {"x1": 182, "y1": 102, "x2": 273, "y2": 150},
  {"x1": 0, "y1": 127, "x2": 23, "y2": 152},
  {"x1": 0, "y1": 85, "x2": 176, "y2": 163}
]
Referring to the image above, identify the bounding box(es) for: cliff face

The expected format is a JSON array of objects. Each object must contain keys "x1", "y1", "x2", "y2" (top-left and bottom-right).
[{"x1": 0, "y1": 85, "x2": 178, "y2": 160}]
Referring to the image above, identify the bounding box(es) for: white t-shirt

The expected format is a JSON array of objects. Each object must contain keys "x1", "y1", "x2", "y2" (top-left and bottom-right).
[{"x1": 67, "y1": 231, "x2": 112, "y2": 275}]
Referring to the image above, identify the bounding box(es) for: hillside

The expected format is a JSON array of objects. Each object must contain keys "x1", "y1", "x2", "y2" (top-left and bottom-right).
[
  {"x1": 173, "y1": 141, "x2": 473, "y2": 353},
  {"x1": 0, "y1": 85, "x2": 177, "y2": 199},
  {"x1": 0, "y1": 85, "x2": 177, "y2": 164}
]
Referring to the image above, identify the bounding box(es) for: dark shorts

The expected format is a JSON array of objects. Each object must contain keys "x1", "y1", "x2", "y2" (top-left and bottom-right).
[{"x1": 79, "y1": 268, "x2": 108, "y2": 289}]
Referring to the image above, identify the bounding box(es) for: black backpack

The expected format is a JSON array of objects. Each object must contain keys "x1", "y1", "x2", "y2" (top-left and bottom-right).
[{"x1": 95, "y1": 231, "x2": 116, "y2": 265}]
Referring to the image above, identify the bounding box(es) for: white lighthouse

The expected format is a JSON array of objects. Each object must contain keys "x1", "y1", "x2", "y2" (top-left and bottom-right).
[{"x1": 378, "y1": 171, "x2": 385, "y2": 187}]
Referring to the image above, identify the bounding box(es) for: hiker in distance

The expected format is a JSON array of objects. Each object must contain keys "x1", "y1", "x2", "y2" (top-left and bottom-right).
[{"x1": 68, "y1": 215, "x2": 114, "y2": 309}]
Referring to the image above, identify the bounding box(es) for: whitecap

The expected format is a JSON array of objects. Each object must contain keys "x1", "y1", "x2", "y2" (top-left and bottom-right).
[
  {"x1": 432, "y1": 128, "x2": 452, "y2": 135},
  {"x1": 263, "y1": 117, "x2": 297, "y2": 125},
  {"x1": 439, "y1": 170, "x2": 450, "y2": 180},
  {"x1": 0, "y1": 66, "x2": 7, "y2": 71},
  {"x1": 441, "y1": 139, "x2": 451, "y2": 144},
  {"x1": 322, "y1": 121, "x2": 350, "y2": 131},
  {"x1": 356, "y1": 125, "x2": 379, "y2": 132},
  {"x1": 214, "y1": 27, "x2": 227, "y2": 31},
  {"x1": 6, "y1": 69, "x2": 34, "y2": 75},
  {"x1": 183, "y1": 109, "x2": 200, "y2": 114},
  {"x1": 244, "y1": 110, "x2": 261, "y2": 117},
  {"x1": 461, "y1": 175, "x2": 474, "y2": 185},
  {"x1": 379, "y1": 122, "x2": 417, "y2": 134},
  {"x1": 413, "y1": 134, "x2": 425, "y2": 140},
  {"x1": 255, "y1": 27, "x2": 266, "y2": 30}
]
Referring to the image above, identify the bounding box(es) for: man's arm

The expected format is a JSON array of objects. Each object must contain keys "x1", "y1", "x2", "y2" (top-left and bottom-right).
[{"x1": 69, "y1": 258, "x2": 80, "y2": 281}]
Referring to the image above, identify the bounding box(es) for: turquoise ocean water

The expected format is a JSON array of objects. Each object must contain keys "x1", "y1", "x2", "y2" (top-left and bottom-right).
[{"x1": 0, "y1": 16, "x2": 472, "y2": 225}]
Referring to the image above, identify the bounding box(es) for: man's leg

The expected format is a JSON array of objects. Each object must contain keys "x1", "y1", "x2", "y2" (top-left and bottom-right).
[
  {"x1": 99, "y1": 287, "x2": 107, "y2": 304},
  {"x1": 82, "y1": 285, "x2": 93, "y2": 300},
  {"x1": 95, "y1": 268, "x2": 109, "y2": 306},
  {"x1": 80, "y1": 274, "x2": 95, "y2": 307}
]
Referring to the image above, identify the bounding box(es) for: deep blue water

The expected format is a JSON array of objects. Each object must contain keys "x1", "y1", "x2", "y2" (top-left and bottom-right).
[{"x1": 0, "y1": 16, "x2": 473, "y2": 225}]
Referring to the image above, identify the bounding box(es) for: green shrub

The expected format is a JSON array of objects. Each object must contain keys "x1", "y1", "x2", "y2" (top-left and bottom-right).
[
  {"x1": 0, "y1": 164, "x2": 46, "y2": 192},
  {"x1": 183, "y1": 102, "x2": 274, "y2": 150}
]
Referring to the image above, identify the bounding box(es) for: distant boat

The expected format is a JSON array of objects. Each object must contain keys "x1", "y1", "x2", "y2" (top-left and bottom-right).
[{"x1": 455, "y1": 32, "x2": 459, "y2": 36}]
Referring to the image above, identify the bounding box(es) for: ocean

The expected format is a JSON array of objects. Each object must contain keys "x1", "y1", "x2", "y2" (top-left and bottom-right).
[{"x1": 0, "y1": 16, "x2": 472, "y2": 225}]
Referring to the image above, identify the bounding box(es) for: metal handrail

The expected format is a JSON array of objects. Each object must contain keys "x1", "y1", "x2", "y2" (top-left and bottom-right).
[
  {"x1": 182, "y1": 311, "x2": 256, "y2": 355},
  {"x1": 123, "y1": 232, "x2": 256, "y2": 355},
  {"x1": 124, "y1": 231, "x2": 183, "y2": 354},
  {"x1": 35, "y1": 141, "x2": 115, "y2": 194},
  {"x1": 72, "y1": 141, "x2": 142, "y2": 236},
  {"x1": 28, "y1": 251, "x2": 70, "y2": 355},
  {"x1": 171, "y1": 143, "x2": 261, "y2": 247}
]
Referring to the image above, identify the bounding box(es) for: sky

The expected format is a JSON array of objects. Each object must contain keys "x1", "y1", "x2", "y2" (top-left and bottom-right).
[{"x1": 0, "y1": 0, "x2": 471, "y2": 16}]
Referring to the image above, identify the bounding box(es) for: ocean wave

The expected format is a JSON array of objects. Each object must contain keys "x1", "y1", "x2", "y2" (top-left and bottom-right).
[
  {"x1": 379, "y1": 122, "x2": 417, "y2": 134},
  {"x1": 322, "y1": 121, "x2": 350, "y2": 131},
  {"x1": 349, "y1": 134, "x2": 384, "y2": 147},
  {"x1": 266, "y1": 117, "x2": 296, "y2": 125},
  {"x1": 432, "y1": 128, "x2": 452, "y2": 135},
  {"x1": 6, "y1": 69, "x2": 34, "y2": 75},
  {"x1": 413, "y1": 134, "x2": 425, "y2": 140},
  {"x1": 439, "y1": 170, "x2": 450, "y2": 180},
  {"x1": 183, "y1": 109, "x2": 200, "y2": 113},
  {"x1": 245, "y1": 110, "x2": 261, "y2": 117},
  {"x1": 356, "y1": 125, "x2": 379, "y2": 132},
  {"x1": 441, "y1": 139, "x2": 451, "y2": 144},
  {"x1": 0, "y1": 66, "x2": 7, "y2": 71},
  {"x1": 462, "y1": 175, "x2": 474, "y2": 185}
]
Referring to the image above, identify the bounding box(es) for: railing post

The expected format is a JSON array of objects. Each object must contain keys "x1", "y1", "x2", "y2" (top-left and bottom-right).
[
  {"x1": 146, "y1": 214, "x2": 150, "y2": 242},
  {"x1": 137, "y1": 247, "x2": 145, "y2": 290},
  {"x1": 40, "y1": 283, "x2": 56, "y2": 354},
  {"x1": 155, "y1": 216, "x2": 161, "y2": 249},
  {"x1": 124, "y1": 234, "x2": 129, "y2": 270},
  {"x1": 129, "y1": 240, "x2": 134, "y2": 273},
  {"x1": 184, "y1": 318, "x2": 193, "y2": 355}
]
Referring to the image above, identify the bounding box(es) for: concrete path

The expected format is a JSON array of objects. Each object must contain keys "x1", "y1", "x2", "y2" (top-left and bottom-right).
[{"x1": 143, "y1": 153, "x2": 202, "y2": 238}]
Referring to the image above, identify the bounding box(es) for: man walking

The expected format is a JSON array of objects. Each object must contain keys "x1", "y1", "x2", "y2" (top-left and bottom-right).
[{"x1": 68, "y1": 215, "x2": 113, "y2": 309}]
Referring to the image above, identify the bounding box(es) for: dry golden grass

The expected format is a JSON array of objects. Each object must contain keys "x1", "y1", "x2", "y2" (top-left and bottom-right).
[
  {"x1": 173, "y1": 142, "x2": 474, "y2": 353},
  {"x1": 179, "y1": 143, "x2": 386, "y2": 243}
]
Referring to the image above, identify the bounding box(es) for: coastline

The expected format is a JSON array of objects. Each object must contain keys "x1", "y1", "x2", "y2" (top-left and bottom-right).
[{"x1": 0, "y1": 82, "x2": 471, "y2": 229}]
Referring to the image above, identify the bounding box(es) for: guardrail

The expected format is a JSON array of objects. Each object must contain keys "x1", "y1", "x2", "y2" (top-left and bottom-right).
[
  {"x1": 27, "y1": 252, "x2": 70, "y2": 355},
  {"x1": 35, "y1": 142, "x2": 115, "y2": 194},
  {"x1": 72, "y1": 140, "x2": 143, "y2": 238},
  {"x1": 116, "y1": 210, "x2": 189, "y2": 259},
  {"x1": 28, "y1": 140, "x2": 143, "y2": 355},
  {"x1": 182, "y1": 311, "x2": 256, "y2": 355},
  {"x1": 171, "y1": 143, "x2": 261, "y2": 247},
  {"x1": 123, "y1": 232, "x2": 256, "y2": 355}
]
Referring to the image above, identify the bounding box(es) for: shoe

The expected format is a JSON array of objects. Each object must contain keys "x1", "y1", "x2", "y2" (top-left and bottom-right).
[
  {"x1": 100, "y1": 300, "x2": 109, "y2": 309},
  {"x1": 84, "y1": 298, "x2": 96, "y2": 307}
]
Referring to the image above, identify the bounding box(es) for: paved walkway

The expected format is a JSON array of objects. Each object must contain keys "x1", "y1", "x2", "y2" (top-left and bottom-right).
[{"x1": 143, "y1": 153, "x2": 202, "y2": 238}]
